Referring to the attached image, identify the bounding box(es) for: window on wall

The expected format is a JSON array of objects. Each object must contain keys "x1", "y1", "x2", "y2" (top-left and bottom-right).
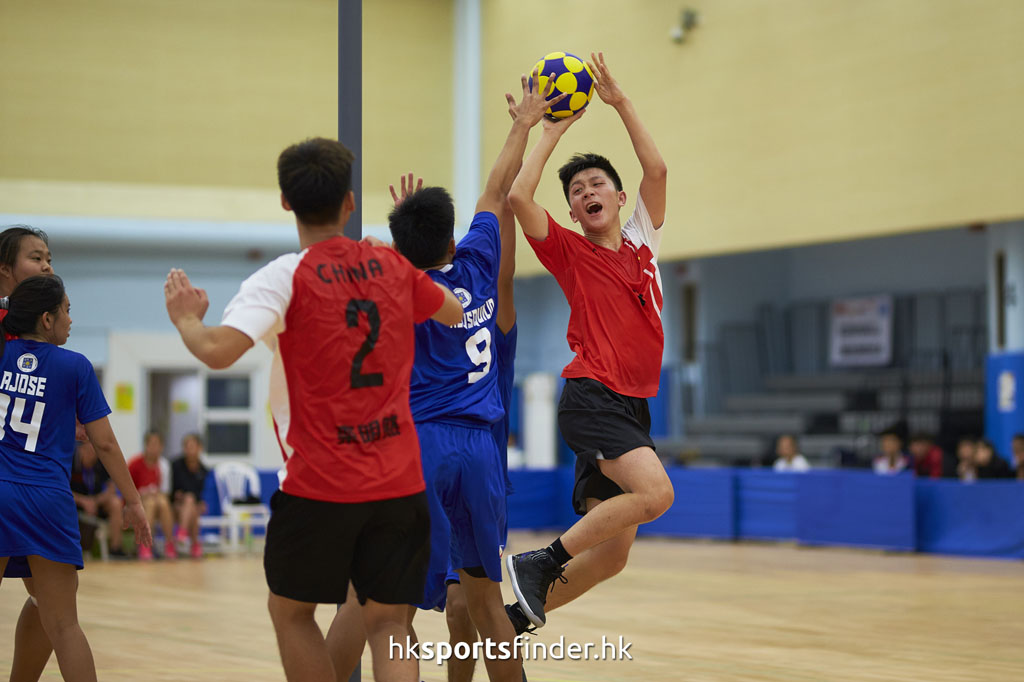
[
  {"x1": 207, "y1": 376, "x2": 250, "y2": 408},
  {"x1": 206, "y1": 422, "x2": 251, "y2": 454},
  {"x1": 204, "y1": 375, "x2": 254, "y2": 457}
]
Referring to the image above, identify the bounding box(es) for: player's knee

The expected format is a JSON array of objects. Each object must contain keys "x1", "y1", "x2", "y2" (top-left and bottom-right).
[
  {"x1": 38, "y1": 606, "x2": 79, "y2": 640},
  {"x1": 642, "y1": 479, "x2": 674, "y2": 522},
  {"x1": 445, "y1": 603, "x2": 475, "y2": 642}
]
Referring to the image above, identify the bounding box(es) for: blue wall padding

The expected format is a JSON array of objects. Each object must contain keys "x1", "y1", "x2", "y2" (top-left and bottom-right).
[
  {"x1": 638, "y1": 468, "x2": 735, "y2": 539},
  {"x1": 985, "y1": 352, "x2": 1024, "y2": 463},
  {"x1": 735, "y1": 470, "x2": 799, "y2": 541},
  {"x1": 916, "y1": 480, "x2": 1024, "y2": 558},
  {"x1": 213, "y1": 466, "x2": 1024, "y2": 560},
  {"x1": 795, "y1": 471, "x2": 916, "y2": 551}
]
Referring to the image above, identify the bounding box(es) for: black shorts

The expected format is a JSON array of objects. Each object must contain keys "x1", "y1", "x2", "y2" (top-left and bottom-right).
[
  {"x1": 263, "y1": 490, "x2": 430, "y2": 605},
  {"x1": 558, "y1": 377, "x2": 656, "y2": 516}
]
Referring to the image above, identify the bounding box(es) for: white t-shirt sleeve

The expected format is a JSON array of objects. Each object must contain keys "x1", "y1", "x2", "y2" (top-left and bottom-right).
[
  {"x1": 221, "y1": 252, "x2": 302, "y2": 346},
  {"x1": 621, "y1": 194, "x2": 662, "y2": 261}
]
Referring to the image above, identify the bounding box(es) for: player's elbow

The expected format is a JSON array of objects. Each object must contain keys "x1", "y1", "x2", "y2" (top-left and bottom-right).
[
  {"x1": 507, "y1": 185, "x2": 531, "y2": 215},
  {"x1": 647, "y1": 161, "x2": 668, "y2": 183},
  {"x1": 202, "y1": 349, "x2": 241, "y2": 371}
]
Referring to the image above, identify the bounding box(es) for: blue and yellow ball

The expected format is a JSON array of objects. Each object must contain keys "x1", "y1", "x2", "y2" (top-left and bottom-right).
[{"x1": 528, "y1": 51, "x2": 595, "y2": 120}]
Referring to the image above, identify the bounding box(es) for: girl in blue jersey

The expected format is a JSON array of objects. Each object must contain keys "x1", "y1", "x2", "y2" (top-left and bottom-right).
[{"x1": 0, "y1": 275, "x2": 152, "y2": 682}]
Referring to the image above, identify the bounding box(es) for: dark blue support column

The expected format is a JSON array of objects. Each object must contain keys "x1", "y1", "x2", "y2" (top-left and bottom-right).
[
  {"x1": 338, "y1": 15, "x2": 363, "y2": 681},
  {"x1": 339, "y1": 0, "x2": 362, "y2": 240}
]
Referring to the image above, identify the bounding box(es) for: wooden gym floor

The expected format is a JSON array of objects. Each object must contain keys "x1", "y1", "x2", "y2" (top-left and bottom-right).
[{"x1": 1, "y1": 531, "x2": 1022, "y2": 681}]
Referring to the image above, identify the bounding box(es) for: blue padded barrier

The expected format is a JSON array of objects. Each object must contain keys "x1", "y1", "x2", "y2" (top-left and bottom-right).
[
  {"x1": 796, "y1": 470, "x2": 916, "y2": 551},
  {"x1": 916, "y1": 480, "x2": 1024, "y2": 559},
  {"x1": 735, "y1": 469, "x2": 798, "y2": 541},
  {"x1": 242, "y1": 466, "x2": 1024, "y2": 560},
  {"x1": 506, "y1": 468, "x2": 573, "y2": 530},
  {"x1": 638, "y1": 468, "x2": 735, "y2": 540}
]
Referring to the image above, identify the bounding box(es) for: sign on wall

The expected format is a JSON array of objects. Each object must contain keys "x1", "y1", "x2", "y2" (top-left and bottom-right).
[
  {"x1": 986, "y1": 351, "x2": 1024, "y2": 463},
  {"x1": 829, "y1": 295, "x2": 893, "y2": 367}
]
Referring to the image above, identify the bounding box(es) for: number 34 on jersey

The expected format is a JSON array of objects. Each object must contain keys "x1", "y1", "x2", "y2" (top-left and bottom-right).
[{"x1": 0, "y1": 369, "x2": 48, "y2": 452}]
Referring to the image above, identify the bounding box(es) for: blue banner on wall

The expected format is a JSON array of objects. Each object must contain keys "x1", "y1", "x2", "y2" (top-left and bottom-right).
[{"x1": 985, "y1": 351, "x2": 1024, "y2": 462}]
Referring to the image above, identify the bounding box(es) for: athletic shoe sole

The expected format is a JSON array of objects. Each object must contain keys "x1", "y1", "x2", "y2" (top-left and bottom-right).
[{"x1": 505, "y1": 554, "x2": 546, "y2": 629}]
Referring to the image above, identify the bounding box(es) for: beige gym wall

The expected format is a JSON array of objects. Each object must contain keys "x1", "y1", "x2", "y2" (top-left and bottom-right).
[
  {"x1": 482, "y1": 0, "x2": 1024, "y2": 275},
  {"x1": 0, "y1": 0, "x2": 453, "y2": 225},
  {"x1": 4, "y1": 0, "x2": 1021, "y2": 270}
]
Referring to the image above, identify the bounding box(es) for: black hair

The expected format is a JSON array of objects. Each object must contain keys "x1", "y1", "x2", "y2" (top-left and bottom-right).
[
  {"x1": 144, "y1": 429, "x2": 164, "y2": 446},
  {"x1": 0, "y1": 275, "x2": 65, "y2": 356},
  {"x1": 388, "y1": 186, "x2": 455, "y2": 268},
  {"x1": 0, "y1": 225, "x2": 49, "y2": 269},
  {"x1": 1012, "y1": 434, "x2": 1024, "y2": 443},
  {"x1": 183, "y1": 432, "x2": 203, "y2": 448},
  {"x1": 277, "y1": 138, "x2": 355, "y2": 226},
  {"x1": 557, "y1": 153, "x2": 623, "y2": 205},
  {"x1": 908, "y1": 433, "x2": 935, "y2": 444}
]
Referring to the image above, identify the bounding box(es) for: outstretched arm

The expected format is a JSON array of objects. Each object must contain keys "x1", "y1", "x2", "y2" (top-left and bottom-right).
[
  {"x1": 165, "y1": 269, "x2": 254, "y2": 370},
  {"x1": 588, "y1": 52, "x2": 667, "y2": 228},
  {"x1": 507, "y1": 110, "x2": 584, "y2": 241},
  {"x1": 495, "y1": 198, "x2": 516, "y2": 332},
  {"x1": 476, "y1": 67, "x2": 567, "y2": 217}
]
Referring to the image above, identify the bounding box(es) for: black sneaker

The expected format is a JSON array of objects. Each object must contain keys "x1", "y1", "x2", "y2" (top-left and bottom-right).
[
  {"x1": 505, "y1": 549, "x2": 567, "y2": 629},
  {"x1": 505, "y1": 602, "x2": 536, "y2": 636}
]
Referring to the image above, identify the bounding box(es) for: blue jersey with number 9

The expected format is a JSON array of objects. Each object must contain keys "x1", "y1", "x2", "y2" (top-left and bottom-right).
[
  {"x1": 409, "y1": 211, "x2": 504, "y2": 426},
  {"x1": 0, "y1": 339, "x2": 110, "y2": 491}
]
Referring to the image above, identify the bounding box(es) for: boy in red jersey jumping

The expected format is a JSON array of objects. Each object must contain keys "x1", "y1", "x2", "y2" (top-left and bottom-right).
[
  {"x1": 504, "y1": 53, "x2": 674, "y2": 632},
  {"x1": 165, "y1": 137, "x2": 463, "y2": 682}
]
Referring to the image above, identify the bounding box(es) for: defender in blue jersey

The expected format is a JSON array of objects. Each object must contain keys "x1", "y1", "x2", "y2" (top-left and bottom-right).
[
  {"x1": 326, "y1": 72, "x2": 561, "y2": 682},
  {"x1": 443, "y1": 202, "x2": 519, "y2": 682},
  {"x1": 0, "y1": 275, "x2": 152, "y2": 682}
]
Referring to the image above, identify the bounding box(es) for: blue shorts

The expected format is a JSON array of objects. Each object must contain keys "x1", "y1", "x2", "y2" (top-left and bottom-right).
[
  {"x1": 416, "y1": 421, "x2": 507, "y2": 610},
  {"x1": 1, "y1": 480, "x2": 83, "y2": 575}
]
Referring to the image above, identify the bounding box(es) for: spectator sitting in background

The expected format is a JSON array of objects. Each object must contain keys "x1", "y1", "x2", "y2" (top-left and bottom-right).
[
  {"x1": 873, "y1": 428, "x2": 910, "y2": 475},
  {"x1": 171, "y1": 432, "x2": 209, "y2": 559},
  {"x1": 1012, "y1": 434, "x2": 1024, "y2": 481},
  {"x1": 908, "y1": 433, "x2": 944, "y2": 479},
  {"x1": 71, "y1": 439, "x2": 127, "y2": 558},
  {"x1": 773, "y1": 434, "x2": 810, "y2": 472},
  {"x1": 956, "y1": 437, "x2": 978, "y2": 482},
  {"x1": 974, "y1": 439, "x2": 1013, "y2": 479},
  {"x1": 128, "y1": 429, "x2": 176, "y2": 560}
]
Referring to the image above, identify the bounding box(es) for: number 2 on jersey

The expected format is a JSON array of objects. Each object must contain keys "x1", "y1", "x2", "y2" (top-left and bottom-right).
[
  {"x1": 0, "y1": 393, "x2": 45, "y2": 452},
  {"x1": 346, "y1": 299, "x2": 384, "y2": 389},
  {"x1": 465, "y1": 328, "x2": 492, "y2": 384}
]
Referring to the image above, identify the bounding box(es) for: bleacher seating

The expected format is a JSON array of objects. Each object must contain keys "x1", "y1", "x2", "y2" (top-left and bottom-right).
[
  {"x1": 670, "y1": 369, "x2": 984, "y2": 467},
  {"x1": 686, "y1": 413, "x2": 808, "y2": 436},
  {"x1": 724, "y1": 391, "x2": 848, "y2": 413}
]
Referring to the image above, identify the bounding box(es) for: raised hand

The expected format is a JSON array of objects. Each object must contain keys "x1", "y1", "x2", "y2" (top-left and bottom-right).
[
  {"x1": 165, "y1": 268, "x2": 209, "y2": 326},
  {"x1": 588, "y1": 51, "x2": 626, "y2": 107},
  {"x1": 389, "y1": 173, "x2": 424, "y2": 207},
  {"x1": 506, "y1": 65, "x2": 568, "y2": 125},
  {"x1": 541, "y1": 106, "x2": 585, "y2": 135}
]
